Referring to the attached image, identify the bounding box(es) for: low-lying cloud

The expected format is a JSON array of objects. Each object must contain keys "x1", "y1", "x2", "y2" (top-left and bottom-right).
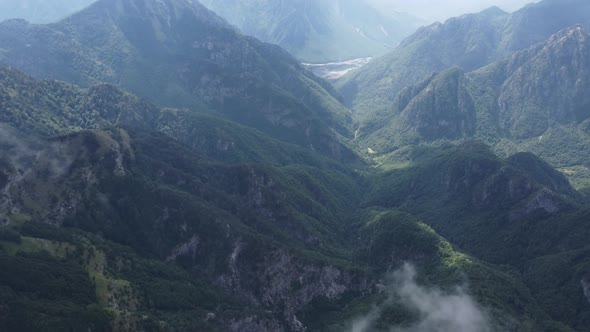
[
  {"x1": 0, "y1": 123, "x2": 73, "y2": 178},
  {"x1": 351, "y1": 263, "x2": 495, "y2": 332}
]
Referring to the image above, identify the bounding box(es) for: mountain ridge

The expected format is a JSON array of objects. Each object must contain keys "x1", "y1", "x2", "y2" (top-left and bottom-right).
[{"x1": 338, "y1": 0, "x2": 590, "y2": 118}]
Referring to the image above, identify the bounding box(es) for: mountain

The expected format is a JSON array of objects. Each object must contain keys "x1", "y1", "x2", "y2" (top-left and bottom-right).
[
  {"x1": 338, "y1": 0, "x2": 590, "y2": 117},
  {"x1": 199, "y1": 0, "x2": 423, "y2": 62},
  {"x1": 0, "y1": 0, "x2": 95, "y2": 23},
  {"x1": 364, "y1": 143, "x2": 590, "y2": 331},
  {"x1": 357, "y1": 25, "x2": 590, "y2": 189},
  {"x1": 0, "y1": 0, "x2": 357, "y2": 161}
]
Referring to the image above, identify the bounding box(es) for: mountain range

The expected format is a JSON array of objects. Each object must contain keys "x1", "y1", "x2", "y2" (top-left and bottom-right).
[
  {"x1": 1, "y1": 0, "x2": 590, "y2": 331},
  {"x1": 199, "y1": 0, "x2": 423, "y2": 62}
]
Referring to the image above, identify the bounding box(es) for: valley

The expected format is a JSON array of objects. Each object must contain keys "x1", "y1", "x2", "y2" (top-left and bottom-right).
[{"x1": 0, "y1": 0, "x2": 590, "y2": 331}]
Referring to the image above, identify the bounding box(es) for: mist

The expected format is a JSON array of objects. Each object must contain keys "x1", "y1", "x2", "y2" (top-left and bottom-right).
[
  {"x1": 367, "y1": 0, "x2": 540, "y2": 22},
  {"x1": 0, "y1": 124, "x2": 73, "y2": 178},
  {"x1": 350, "y1": 263, "x2": 495, "y2": 332}
]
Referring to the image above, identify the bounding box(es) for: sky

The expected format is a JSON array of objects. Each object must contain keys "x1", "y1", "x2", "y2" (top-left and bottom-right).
[{"x1": 367, "y1": 0, "x2": 540, "y2": 22}]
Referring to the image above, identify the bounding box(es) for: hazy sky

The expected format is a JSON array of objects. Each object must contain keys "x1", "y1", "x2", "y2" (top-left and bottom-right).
[{"x1": 368, "y1": 0, "x2": 540, "y2": 22}]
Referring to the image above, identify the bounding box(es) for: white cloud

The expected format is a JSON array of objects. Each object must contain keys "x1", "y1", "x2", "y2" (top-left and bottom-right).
[{"x1": 349, "y1": 263, "x2": 495, "y2": 332}]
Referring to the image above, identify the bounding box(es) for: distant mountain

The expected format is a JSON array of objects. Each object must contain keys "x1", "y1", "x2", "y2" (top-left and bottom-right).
[
  {"x1": 0, "y1": 0, "x2": 356, "y2": 161},
  {"x1": 338, "y1": 0, "x2": 590, "y2": 117},
  {"x1": 0, "y1": 0, "x2": 95, "y2": 23},
  {"x1": 200, "y1": 0, "x2": 424, "y2": 62}
]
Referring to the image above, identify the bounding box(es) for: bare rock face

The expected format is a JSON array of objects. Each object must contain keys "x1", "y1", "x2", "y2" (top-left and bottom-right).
[{"x1": 215, "y1": 244, "x2": 368, "y2": 332}]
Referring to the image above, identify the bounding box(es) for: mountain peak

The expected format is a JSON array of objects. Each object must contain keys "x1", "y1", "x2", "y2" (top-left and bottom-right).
[
  {"x1": 68, "y1": 0, "x2": 229, "y2": 31},
  {"x1": 445, "y1": 4, "x2": 508, "y2": 23},
  {"x1": 479, "y1": 6, "x2": 508, "y2": 17}
]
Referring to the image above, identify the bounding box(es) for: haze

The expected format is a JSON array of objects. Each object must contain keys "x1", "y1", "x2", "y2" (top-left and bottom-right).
[{"x1": 368, "y1": 0, "x2": 540, "y2": 22}]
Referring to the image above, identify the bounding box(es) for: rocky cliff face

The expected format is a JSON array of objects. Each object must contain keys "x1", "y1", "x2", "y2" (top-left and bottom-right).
[
  {"x1": 498, "y1": 25, "x2": 590, "y2": 138},
  {"x1": 214, "y1": 246, "x2": 367, "y2": 331}
]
